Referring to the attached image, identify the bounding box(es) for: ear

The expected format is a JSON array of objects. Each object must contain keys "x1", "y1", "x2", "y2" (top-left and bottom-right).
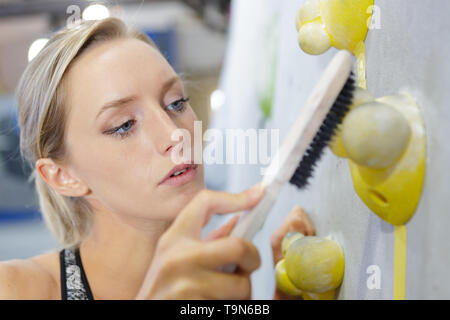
[{"x1": 35, "y1": 158, "x2": 90, "y2": 197}]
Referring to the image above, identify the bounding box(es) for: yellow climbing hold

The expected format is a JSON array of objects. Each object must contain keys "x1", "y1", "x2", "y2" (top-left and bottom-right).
[
  {"x1": 341, "y1": 101, "x2": 411, "y2": 168},
  {"x1": 330, "y1": 86, "x2": 374, "y2": 157},
  {"x1": 284, "y1": 236, "x2": 345, "y2": 293},
  {"x1": 281, "y1": 231, "x2": 305, "y2": 257},
  {"x1": 275, "y1": 259, "x2": 303, "y2": 296},
  {"x1": 319, "y1": 0, "x2": 373, "y2": 53},
  {"x1": 331, "y1": 91, "x2": 426, "y2": 226},
  {"x1": 296, "y1": 0, "x2": 374, "y2": 86}
]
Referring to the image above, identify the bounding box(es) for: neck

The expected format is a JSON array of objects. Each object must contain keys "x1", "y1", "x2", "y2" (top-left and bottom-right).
[{"x1": 79, "y1": 209, "x2": 171, "y2": 300}]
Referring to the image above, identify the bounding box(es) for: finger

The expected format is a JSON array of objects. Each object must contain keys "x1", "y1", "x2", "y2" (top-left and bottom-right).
[
  {"x1": 300, "y1": 209, "x2": 316, "y2": 236},
  {"x1": 270, "y1": 215, "x2": 292, "y2": 253},
  {"x1": 270, "y1": 230, "x2": 287, "y2": 264},
  {"x1": 271, "y1": 219, "x2": 290, "y2": 246},
  {"x1": 203, "y1": 215, "x2": 239, "y2": 241},
  {"x1": 196, "y1": 237, "x2": 261, "y2": 273},
  {"x1": 270, "y1": 235, "x2": 284, "y2": 265},
  {"x1": 200, "y1": 271, "x2": 252, "y2": 300},
  {"x1": 280, "y1": 206, "x2": 314, "y2": 236},
  {"x1": 270, "y1": 206, "x2": 314, "y2": 264},
  {"x1": 289, "y1": 206, "x2": 315, "y2": 236},
  {"x1": 170, "y1": 184, "x2": 265, "y2": 239}
]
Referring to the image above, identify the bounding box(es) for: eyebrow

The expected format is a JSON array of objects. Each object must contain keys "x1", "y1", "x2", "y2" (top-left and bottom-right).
[
  {"x1": 95, "y1": 76, "x2": 182, "y2": 120},
  {"x1": 161, "y1": 76, "x2": 182, "y2": 98},
  {"x1": 95, "y1": 96, "x2": 137, "y2": 120}
]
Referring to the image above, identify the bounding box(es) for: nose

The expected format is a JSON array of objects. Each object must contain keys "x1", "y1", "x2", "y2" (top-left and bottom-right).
[{"x1": 147, "y1": 105, "x2": 182, "y2": 156}]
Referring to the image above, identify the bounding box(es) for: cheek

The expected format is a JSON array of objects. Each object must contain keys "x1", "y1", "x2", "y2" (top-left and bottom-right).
[
  {"x1": 69, "y1": 136, "x2": 152, "y2": 208},
  {"x1": 183, "y1": 105, "x2": 198, "y2": 124},
  {"x1": 81, "y1": 159, "x2": 159, "y2": 218},
  {"x1": 180, "y1": 108, "x2": 199, "y2": 140}
]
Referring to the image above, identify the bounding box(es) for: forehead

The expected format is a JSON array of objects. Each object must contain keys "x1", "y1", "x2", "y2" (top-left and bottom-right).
[{"x1": 64, "y1": 37, "x2": 176, "y2": 112}]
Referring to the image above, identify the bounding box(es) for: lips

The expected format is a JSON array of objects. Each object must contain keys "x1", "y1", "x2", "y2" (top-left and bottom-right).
[{"x1": 159, "y1": 163, "x2": 198, "y2": 186}]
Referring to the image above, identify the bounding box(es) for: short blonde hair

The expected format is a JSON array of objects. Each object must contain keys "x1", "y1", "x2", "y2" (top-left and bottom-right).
[{"x1": 15, "y1": 17, "x2": 157, "y2": 249}]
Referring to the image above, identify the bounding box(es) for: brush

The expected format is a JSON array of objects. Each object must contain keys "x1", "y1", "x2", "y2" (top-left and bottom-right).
[{"x1": 223, "y1": 50, "x2": 355, "y2": 273}]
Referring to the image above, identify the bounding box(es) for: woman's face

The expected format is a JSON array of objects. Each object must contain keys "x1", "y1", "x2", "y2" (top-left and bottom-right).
[{"x1": 63, "y1": 37, "x2": 205, "y2": 224}]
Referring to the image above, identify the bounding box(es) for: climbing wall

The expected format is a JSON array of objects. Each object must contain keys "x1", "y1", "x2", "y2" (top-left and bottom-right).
[
  {"x1": 205, "y1": 0, "x2": 450, "y2": 299},
  {"x1": 364, "y1": 0, "x2": 450, "y2": 299}
]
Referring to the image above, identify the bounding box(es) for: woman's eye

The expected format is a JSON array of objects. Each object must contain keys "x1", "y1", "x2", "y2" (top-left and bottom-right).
[
  {"x1": 166, "y1": 97, "x2": 189, "y2": 113},
  {"x1": 103, "y1": 98, "x2": 189, "y2": 139},
  {"x1": 106, "y1": 119, "x2": 136, "y2": 138}
]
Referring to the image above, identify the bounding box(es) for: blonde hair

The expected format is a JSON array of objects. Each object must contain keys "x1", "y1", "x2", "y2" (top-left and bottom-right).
[{"x1": 15, "y1": 17, "x2": 157, "y2": 249}]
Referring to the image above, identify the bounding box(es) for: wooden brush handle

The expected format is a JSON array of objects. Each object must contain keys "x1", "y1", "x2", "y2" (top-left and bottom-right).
[
  {"x1": 221, "y1": 188, "x2": 278, "y2": 273},
  {"x1": 230, "y1": 183, "x2": 281, "y2": 241},
  {"x1": 222, "y1": 50, "x2": 353, "y2": 273}
]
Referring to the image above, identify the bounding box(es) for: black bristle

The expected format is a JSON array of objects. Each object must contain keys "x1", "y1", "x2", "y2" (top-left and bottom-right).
[{"x1": 289, "y1": 73, "x2": 355, "y2": 189}]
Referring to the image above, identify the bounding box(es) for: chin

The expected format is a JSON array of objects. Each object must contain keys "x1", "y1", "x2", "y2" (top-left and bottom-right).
[
  {"x1": 155, "y1": 166, "x2": 205, "y2": 220},
  {"x1": 169, "y1": 182, "x2": 205, "y2": 217}
]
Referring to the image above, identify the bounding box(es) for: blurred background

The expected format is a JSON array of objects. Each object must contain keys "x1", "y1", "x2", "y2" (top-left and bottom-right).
[{"x1": 0, "y1": 0, "x2": 232, "y2": 260}]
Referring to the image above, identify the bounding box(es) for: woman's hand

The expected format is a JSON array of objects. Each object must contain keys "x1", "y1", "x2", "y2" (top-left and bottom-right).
[
  {"x1": 270, "y1": 206, "x2": 315, "y2": 300},
  {"x1": 136, "y1": 184, "x2": 265, "y2": 300}
]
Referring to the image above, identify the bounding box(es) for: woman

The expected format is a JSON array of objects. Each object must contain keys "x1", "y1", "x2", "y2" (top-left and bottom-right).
[{"x1": 0, "y1": 17, "x2": 315, "y2": 299}]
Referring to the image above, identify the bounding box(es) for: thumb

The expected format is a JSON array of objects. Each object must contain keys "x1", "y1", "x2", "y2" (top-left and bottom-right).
[
  {"x1": 169, "y1": 184, "x2": 265, "y2": 239},
  {"x1": 203, "y1": 215, "x2": 240, "y2": 241}
]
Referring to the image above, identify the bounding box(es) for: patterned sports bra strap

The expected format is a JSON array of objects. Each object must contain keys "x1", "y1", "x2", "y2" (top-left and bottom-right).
[{"x1": 59, "y1": 247, "x2": 94, "y2": 300}]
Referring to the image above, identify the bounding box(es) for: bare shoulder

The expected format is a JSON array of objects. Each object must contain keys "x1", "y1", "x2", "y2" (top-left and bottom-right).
[{"x1": 0, "y1": 250, "x2": 60, "y2": 300}]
